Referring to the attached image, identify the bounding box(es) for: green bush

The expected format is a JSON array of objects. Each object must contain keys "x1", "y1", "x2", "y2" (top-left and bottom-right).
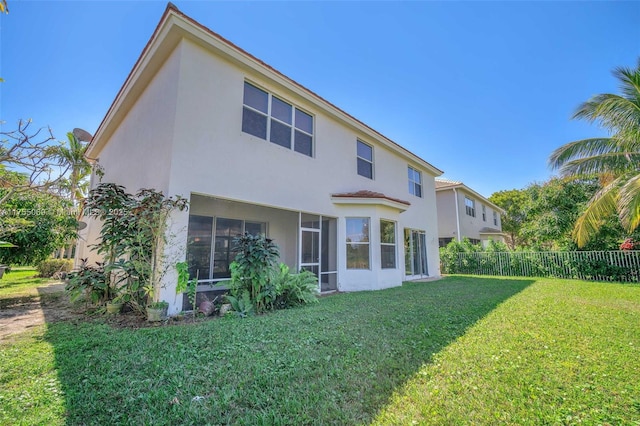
[
  {"x1": 226, "y1": 233, "x2": 318, "y2": 315},
  {"x1": 36, "y1": 259, "x2": 73, "y2": 278},
  {"x1": 274, "y1": 264, "x2": 319, "y2": 309},
  {"x1": 65, "y1": 259, "x2": 108, "y2": 304}
]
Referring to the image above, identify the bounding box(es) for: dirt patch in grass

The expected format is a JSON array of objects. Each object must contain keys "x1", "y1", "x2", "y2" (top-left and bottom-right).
[{"x1": 0, "y1": 283, "x2": 84, "y2": 340}]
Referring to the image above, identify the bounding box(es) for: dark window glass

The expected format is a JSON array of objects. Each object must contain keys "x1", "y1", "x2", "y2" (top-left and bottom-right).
[
  {"x1": 243, "y1": 82, "x2": 268, "y2": 113},
  {"x1": 213, "y1": 218, "x2": 243, "y2": 279},
  {"x1": 186, "y1": 215, "x2": 213, "y2": 280},
  {"x1": 357, "y1": 158, "x2": 373, "y2": 179},
  {"x1": 381, "y1": 245, "x2": 396, "y2": 269},
  {"x1": 357, "y1": 141, "x2": 372, "y2": 161},
  {"x1": 346, "y1": 244, "x2": 370, "y2": 269},
  {"x1": 245, "y1": 222, "x2": 266, "y2": 236},
  {"x1": 408, "y1": 166, "x2": 422, "y2": 197},
  {"x1": 242, "y1": 107, "x2": 267, "y2": 139},
  {"x1": 294, "y1": 130, "x2": 312, "y2": 156},
  {"x1": 295, "y1": 109, "x2": 313, "y2": 133},
  {"x1": 270, "y1": 119, "x2": 292, "y2": 148},
  {"x1": 271, "y1": 96, "x2": 292, "y2": 124}
]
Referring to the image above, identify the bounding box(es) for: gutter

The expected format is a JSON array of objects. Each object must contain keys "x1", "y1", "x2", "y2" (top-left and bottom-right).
[{"x1": 453, "y1": 188, "x2": 461, "y2": 242}]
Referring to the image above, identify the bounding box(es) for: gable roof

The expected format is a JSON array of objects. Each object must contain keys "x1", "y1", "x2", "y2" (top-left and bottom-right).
[
  {"x1": 87, "y1": 3, "x2": 443, "y2": 177},
  {"x1": 435, "y1": 178, "x2": 504, "y2": 214}
]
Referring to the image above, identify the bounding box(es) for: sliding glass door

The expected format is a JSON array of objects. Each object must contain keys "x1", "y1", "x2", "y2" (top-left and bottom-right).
[{"x1": 404, "y1": 229, "x2": 428, "y2": 279}]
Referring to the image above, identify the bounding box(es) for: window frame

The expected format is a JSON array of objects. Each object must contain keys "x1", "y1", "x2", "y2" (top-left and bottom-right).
[
  {"x1": 346, "y1": 217, "x2": 370, "y2": 270},
  {"x1": 493, "y1": 211, "x2": 498, "y2": 226},
  {"x1": 242, "y1": 81, "x2": 314, "y2": 157},
  {"x1": 465, "y1": 196, "x2": 476, "y2": 217},
  {"x1": 186, "y1": 215, "x2": 267, "y2": 284},
  {"x1": 356, "y1": 140, "x2": 374, "y2": 179},
  {"x1": 408, "y1": 166, "x2": 422, "y2": 198},
  {"x1": 482, "y1": 205, "x2": 486, "y2": 221},
  {"x1": 380, "y1": 219, "x2": 397, "y2": 269}
]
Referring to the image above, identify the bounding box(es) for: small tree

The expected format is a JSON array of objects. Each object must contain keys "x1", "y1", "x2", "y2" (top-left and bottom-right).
[
  {"x1": 0, "y1": 119, "x2": 69, "y2": 205},
  {"x1": 81, "y1": 183, "x2": 188, "y2": 310}
]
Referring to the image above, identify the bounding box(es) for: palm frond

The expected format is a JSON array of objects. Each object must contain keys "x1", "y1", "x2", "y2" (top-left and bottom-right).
[
  {"x1": 573, "y1": 94, "x2": 640, "y2": 134},
  {"x1": 613, "y1": 60, "x2": 640, "y2": 102},
  {"x1": 555, "y1": 152, "x2": 640, "y2": 177},
  {"x1": 618, "y1": 173, "x2": 640, "y2": 231},
  {"x1": 548, "y1": 137, "x2": 621, "y2": 170},
  {"x1": 572, "y1": 178, "x2": 621, "y2": 247}
]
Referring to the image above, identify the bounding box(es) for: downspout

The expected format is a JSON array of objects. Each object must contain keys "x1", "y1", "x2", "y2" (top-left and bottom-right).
[{"x1": 453, "y1": 188, "x2": 461, "y2": 242}]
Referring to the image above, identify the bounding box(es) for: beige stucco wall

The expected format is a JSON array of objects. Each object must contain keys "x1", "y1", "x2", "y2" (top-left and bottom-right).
[
  {"x1": 436, "y1": 190, "x2": 458, "y2": 240},
  {"x1": 76, "y1": 45, "x2": 183, "y2": 267},
  {"x1": 83, "y1": 37, "x2": 441, "y2": 314},
  {"x1": 436, "y1": 187, "x2": 503, "y2": 243}
]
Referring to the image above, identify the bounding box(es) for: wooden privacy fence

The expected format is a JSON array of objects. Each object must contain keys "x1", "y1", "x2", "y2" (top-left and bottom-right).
[{"x1": 444, "y1": 251, "x2": 640, "y2": 282}]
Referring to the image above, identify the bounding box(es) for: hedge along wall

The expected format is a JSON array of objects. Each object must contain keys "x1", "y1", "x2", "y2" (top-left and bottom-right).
[{"x1": 442, "y1": 251, "x2": 640, "y2": 282}]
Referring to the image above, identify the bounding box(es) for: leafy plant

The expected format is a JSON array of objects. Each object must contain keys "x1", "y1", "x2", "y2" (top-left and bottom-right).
[
  {"x1": 82, "y1": 183, "x2": 188, "y2": 312},
  {"x1": 225, "y1": 234, "x2": 318, "y2": 316},
  {"x1": 225, "y1": 290, "x2": 254, "y2": 318},
  {"x1": 227, "y1": 233, "x2": 280, "y2": 313},
  {"x1": 176, "y1": 261, "x2": 199, "y2": 319},
  {"x1": 148, "y1": 300, "x2": 169, "y2": 309},
  {"x1": 65, "y1": 258, "x2": 108, "y2": 304},
  {"x1": 273, "y1": 264, "x2": 319, "y2": 308}
]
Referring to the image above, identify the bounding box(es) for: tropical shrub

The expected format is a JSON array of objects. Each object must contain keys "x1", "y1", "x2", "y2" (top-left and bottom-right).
[
  {"x1": 66, "y1": 259, "x2": 108, "y2": 303},
  {"x1": 273, "y1": 263, "x2": 319, "y2": 309},
  {"x1": 226, "y1": 233, "x2": 318, "y2": 315},
  {"x1": 37, "y1": 258, "x2": 73, "y2": 278},
  {"x1": 227, "y1": 233, "x2": 280, "y2": 313},
  {"x1": 81, "y1": 183, "x2": 188, "y2": 312}
]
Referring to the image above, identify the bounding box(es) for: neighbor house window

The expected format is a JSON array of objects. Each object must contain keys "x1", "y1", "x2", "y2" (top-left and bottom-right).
[
  {"x1": 242, "y1": 81, "x2": 314, "y2": 156},
  {"x1": 357, "y1": 140, "x2": 373, "y2": 179},
  {"x1": 465, "y1": 197, "x2": 476, "y2": 217},
  {"x1": 469, "y1": 238, "x2": 481, "y2": 245},
  {"x1": 439, "y1": 237, "x2": 453, "y2": 248},
  {"x1": 408, "y1": 166, "x2": 422, "y2": 197},
  {"x1": 380, "y1": 220, "x2": 396, "y2": 269},
  {"x1": 482, "y1": 205, "x2": 486, "y2": 221},
  {"x1": 346, "y1": 217, "x2": 370, "y2": 269},
  {"x1": 493, "y1": 211, "x2": 498, "y2": 226}
]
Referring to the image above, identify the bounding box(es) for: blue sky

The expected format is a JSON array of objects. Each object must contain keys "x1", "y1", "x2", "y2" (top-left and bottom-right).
[{"x1": 1, "y1": 1, "x2": 638, "y2": 198}]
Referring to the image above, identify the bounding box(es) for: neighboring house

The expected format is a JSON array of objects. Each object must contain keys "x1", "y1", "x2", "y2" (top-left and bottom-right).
[
  {"x1": 77, "y1": 4, "x2": 443, "y2": 314},
  {"x1": 435, "y1": 178, "x2": 505, "y2": 247}
]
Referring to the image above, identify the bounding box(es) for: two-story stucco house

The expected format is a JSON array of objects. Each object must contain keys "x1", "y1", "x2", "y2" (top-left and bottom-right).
[
  {"x1": 77, "y1": 4, "x2": 443, "y2": 314},
  {"x1": 435, "y1": 178, "x2": 505, "y2": 247}
]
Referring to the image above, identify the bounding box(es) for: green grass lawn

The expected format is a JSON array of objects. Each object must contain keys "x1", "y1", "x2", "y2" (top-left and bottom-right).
[
  {"x1": 0, "y1": 268, "x2": 56, "y2": 298},
  {"x1": 1, "y1": 276, "x2": 639, "y2": 425}
]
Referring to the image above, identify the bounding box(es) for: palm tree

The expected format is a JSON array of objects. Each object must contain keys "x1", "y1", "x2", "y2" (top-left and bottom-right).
[
  {"x1": 55, "y1": 132, "x2": 91, "y2": 206},
  {"x1": 549, "y1": 59, "x2": 640, "y2": 247}
]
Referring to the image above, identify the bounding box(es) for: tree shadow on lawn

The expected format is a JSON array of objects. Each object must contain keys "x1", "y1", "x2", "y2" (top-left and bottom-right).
[
  {"x1": 41, "y1": 276, "x2": 535, "y2": 425},
  {"x1": 0, "y1": 283, "x2": 77, "y2": 340}
]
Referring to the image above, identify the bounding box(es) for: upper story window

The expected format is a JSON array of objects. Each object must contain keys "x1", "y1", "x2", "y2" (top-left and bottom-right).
[
  {"x1": 357, "y1": 140, "x2": 373, "y2": 179},
  {"x1": 465, "y1": 197, "x2": 476, "y2": 217},
  {"x1": 242, "y1": 82, "x2": 314, "y2": 157},
  {"x1": 482, "y1": 205, "x2": 486, "y2": 221},
  {"x1": 493, "y1": 211, "x2": 498, "y2": 226},
  {"x1": 408, "y1": 166, "x2": 422, "y2": 197}
]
